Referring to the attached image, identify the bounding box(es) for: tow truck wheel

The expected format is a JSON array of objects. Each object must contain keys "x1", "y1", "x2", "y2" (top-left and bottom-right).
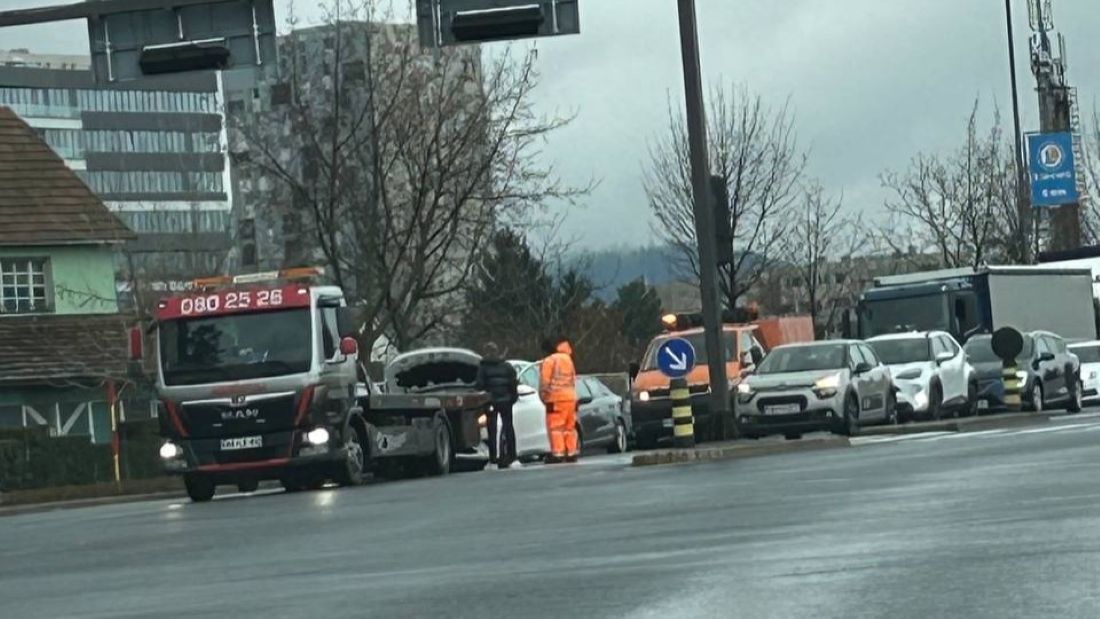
[
  {"x1": 334, "y1": 424, "x2": 366, "y2": 487},
  {"x1": 184, "y1": 474, "x2": 215, "y2": 503},
  {"x1": 424, "y1": 420, "x2": 453, "y2": 476}
]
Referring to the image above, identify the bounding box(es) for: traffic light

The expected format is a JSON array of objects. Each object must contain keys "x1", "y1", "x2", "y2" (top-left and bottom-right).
[
  {"x1": 710, "y1": 175, "x2": 733, "y2": 267},
  {"x1": 418, "y1": 0, "x2": 580, "y2": 48}
]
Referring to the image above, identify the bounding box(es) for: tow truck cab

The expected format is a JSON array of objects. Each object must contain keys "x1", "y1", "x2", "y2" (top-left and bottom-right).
[
  {"x1": 152, "y1": 268, "x2": 367, "y2": 502},
  {"x1": 628, "y1": 311, "x2": 815, "y2": 449}
]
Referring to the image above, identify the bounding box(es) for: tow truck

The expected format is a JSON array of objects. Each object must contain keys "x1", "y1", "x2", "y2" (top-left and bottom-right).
[
  {"x1": 147, "y1": 268, "x2": 486, "y2": 502},
  {"x1": 628, "y1": 309, "x2": 814, "y2": 448}
]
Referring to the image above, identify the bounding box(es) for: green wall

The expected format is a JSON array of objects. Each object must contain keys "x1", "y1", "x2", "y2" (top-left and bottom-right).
[{"x1": 0, "y1": 245, "x2": 119, "y2": 314}]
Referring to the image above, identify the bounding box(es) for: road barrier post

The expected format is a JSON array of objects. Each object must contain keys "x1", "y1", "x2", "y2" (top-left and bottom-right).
[
  {"x1": 1002, "y1": 363, "x2": 1022, "y2": 412},
  {"x1": 670, "y1": 377, "x2": 694, "y2": 448}
]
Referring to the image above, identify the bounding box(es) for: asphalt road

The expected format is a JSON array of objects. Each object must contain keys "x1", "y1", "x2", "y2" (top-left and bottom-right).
[{"x1": 6, "y1": 411, "x2": 1100, "y2": 618}]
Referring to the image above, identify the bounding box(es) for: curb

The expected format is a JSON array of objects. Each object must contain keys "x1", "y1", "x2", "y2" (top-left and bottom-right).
[
  {"x1": 631, "y1": 436, "x2": 849, "y2": 467},
  {"x1": 861, "y1": 412, "x2": 1052, "y2": 437},
  {"x1": 0, "y1": 490, "x2": 186, "y2": 518}
]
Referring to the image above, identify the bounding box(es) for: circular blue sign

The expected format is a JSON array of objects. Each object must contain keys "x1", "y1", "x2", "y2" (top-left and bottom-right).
[
  {"x1": 1038, "y1": 142, "x2": 1065, "y2": 171},
  {"x1": 656, "y1": 338, "x2": 696, "y2": 378}
]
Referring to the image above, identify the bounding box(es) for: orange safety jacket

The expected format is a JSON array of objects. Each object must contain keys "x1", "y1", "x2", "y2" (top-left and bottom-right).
[{"x1": 539, "y1": 341, "x2": 577, "y2": 404}]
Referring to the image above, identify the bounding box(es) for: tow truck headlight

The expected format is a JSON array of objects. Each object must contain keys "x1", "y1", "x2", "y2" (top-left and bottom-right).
[
  {"x1": 159, "y1": 441, "x2": 182, "y2": 460},
  {"x1": 638, "y1": 391, "x2": 651, "y2": 402},
  {"x1": 736, "y1": 382, "x2": 753, "y2": 395},
  {"x1": 306, "y1": 427, "x2": 331, "y2": 446},
  {"x1": 478, "y1": 414, "x2": 487, "y2": 427}
]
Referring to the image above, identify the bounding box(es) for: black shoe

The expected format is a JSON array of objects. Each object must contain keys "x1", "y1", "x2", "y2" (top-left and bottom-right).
[
  {"x1": 545, "y1": 455, "x2": 562, "y2": 464},
  {"x1": 564, "y1": 455, "x2": 578, "y2": 463}
]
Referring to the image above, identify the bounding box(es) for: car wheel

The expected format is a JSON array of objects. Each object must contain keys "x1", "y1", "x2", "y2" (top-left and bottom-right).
[
  {"x1": 885, "y1": 389, "x2": 898, "y2": 425},
  {"x1": 423, "y1": 420, "x2": 453, "y2": 476},
  {"x1": 928, "y1": 383, "x2": 943, "y2": 421},
  {"x1": 1030, "y1": 383, "x2": 1044, "y2": 413},
  {"x1": 334, "y1": 424, "x2": 366, "y2": 487},
  {"x1": 965, "y1": 382, "x2": 979, "y2": 417},
  {"x1": 184, "y1": 474, "x2": 215, "y2": 503},
  {"x1": 607, "y1": 420, "x2": 628, "y2": 454},
  {"x1": 840, "y1": 394, "x2": 860, "y2": 437},
  {"x1": 1068, "y1": 380, "x2": 1083, "y2": 413}
]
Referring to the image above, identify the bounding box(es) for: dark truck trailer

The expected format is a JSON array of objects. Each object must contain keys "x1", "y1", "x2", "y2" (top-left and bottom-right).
[{"x1": 856, "y1": 266, "x2": 1098, "y2": 343}]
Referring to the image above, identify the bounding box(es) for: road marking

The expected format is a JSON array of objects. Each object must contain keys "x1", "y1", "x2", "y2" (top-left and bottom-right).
[
  {"x1": 850, "y1": 432, "x2": 955, "y2": 445},
  {"x1": 1012, "y1": 422, "x2": 1096, "y2": 436}
]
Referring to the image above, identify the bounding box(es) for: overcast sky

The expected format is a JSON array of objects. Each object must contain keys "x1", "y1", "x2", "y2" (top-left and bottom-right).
[{"x1": 4, "y1": 0, "x2": 1099, "y2": 251}]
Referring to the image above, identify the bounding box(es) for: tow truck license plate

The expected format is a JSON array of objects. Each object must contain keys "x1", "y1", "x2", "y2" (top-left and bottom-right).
[
  {"x1": 662, "y1": 418, "x2": 674, "y2": 428},
  {"x1": 765, "y1": 404, "x2": 801, "y2": 415},
  {"x1": 220, "y1": 436, "x2": 262, "y2": 450},
  {"x1": 978, "y1": 400, "x2": 989, "y2": 410}
]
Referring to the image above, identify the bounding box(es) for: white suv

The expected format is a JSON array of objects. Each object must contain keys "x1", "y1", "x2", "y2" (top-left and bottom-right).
[{"x1": 867, "y1": 331, "x2": 977, "y2": 421}]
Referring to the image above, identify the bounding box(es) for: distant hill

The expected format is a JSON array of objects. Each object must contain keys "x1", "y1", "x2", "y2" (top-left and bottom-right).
[{"x1": 566, "y1": 244, "x2": 687, "y2": 300}]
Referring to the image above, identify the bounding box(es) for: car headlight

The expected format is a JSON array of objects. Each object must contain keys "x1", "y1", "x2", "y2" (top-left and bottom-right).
[
  {"x1": 736, "y1": 382, "x2": 753, "y2": 394},
  {"x1": 895, "y1": 368, "x2": 922, "y2": 380},
  {"x1": 914, "y1": 390, "x2": 928, "y2": 408},
  {"x1": 159, "y1": 441, "x2": 182, "y2": 460},
  {"x1": 637, "y1": 391, "x2": 650, "y2": 402},
  {"x1": 814, "y1": 374, "x2": 841, "y2": 390},
  {"x1": 306, "y1": 427, "x2": 331, "y2": 446}
]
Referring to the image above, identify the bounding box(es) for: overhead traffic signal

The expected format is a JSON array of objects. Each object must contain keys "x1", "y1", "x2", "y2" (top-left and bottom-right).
[{"x1": 417, "y1": 0, "x2": 580, "y2": 48}]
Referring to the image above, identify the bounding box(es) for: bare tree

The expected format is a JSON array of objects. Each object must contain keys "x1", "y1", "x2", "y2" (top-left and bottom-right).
[
  {"x1": 880, "y1": 101, "x2": 1022, "y2": 268},
  {"x1": 790, "y1": 183, "x2": 862, "y2": 336},
  {"x1": 231, "y1": 0, "x2": 584, "y2": 351},
  {"x1": 646, "y1": 84, "x2": 805, "y2": 310}
]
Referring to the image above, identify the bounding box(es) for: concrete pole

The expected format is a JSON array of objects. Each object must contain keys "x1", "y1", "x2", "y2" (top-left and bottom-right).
[{"x1": 676, "y1": 0, "x2": 734, "y2": 440}]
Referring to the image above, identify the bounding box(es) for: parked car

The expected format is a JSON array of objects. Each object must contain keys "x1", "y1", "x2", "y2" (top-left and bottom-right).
[
  {"x1": 576, "y1": 375, "x2": 630, "y2": 453},
  {"x1": 868, "y1": 331, "x2": 977, "y2": 421},
  {"x1": 509, "y1": 362, "x2": 630, "y2": 456},
  {"x1": 735, "y1": 340, "x2": 896, "y2": 439},
  {"x1": 1068, "y1": 341, "x2": 1100, "y2": 403},
  {"x1": 963, "y1": 331, "x2": 1082, "y2": 413}
]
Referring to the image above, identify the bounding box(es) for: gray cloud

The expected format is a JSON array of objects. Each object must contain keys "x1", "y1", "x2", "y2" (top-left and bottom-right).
[{"x1": 4, "y1": 0, "x2": 1098, "y2": 250}]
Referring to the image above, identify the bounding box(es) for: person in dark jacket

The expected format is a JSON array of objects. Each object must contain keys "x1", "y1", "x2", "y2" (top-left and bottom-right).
[{"x1": 476, "y1": 342, "x2": 520, "y2": 469}]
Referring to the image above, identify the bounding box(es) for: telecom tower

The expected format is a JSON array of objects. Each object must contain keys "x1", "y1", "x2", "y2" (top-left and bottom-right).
[{"x1": 1028, "y1": 0, "x2": 1089, "y2": 252}]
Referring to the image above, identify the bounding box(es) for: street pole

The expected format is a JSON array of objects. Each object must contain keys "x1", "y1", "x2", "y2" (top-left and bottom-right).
[
  {"x1": 1004, "y1": 0, "x2": 1030, "y2": 262},
  {"x1": 676, "y1": 0, "x2": 733, "y2": 440}
]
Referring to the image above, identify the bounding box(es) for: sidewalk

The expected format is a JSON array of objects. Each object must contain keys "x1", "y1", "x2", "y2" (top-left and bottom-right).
[{"x1": 0, "y1": 478, "x2": 184, "y2": 517}]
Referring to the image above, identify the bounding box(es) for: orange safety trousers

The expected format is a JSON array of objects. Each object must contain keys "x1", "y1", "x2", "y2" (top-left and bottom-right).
[{"x1": 546, "y1": 400, "x2": 579, "y2": 458}]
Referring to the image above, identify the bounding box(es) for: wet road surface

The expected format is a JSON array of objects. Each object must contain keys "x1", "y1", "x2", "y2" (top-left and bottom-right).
[{"x1": 4, "y1": 413, "x2": 1100, "y2": 618}]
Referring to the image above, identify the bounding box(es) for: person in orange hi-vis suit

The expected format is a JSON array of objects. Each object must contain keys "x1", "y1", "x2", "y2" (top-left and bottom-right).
[{"x1": 539, "y1": 336, "x2": 579, "y2": 463}]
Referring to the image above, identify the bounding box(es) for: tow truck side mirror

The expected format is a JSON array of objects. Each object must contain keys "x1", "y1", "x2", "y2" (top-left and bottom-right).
[
  {"x1": 128, "y1": 326, "x2": 143, "y2": 361},
  {"x1": 339, "y1": 337, "x2": 359, "y2": 356},
  {"x1": 336, "y1": 306, "x2": 365, "y2": 338}
]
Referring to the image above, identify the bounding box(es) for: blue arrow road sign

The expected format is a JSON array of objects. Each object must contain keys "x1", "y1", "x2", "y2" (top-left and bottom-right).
[
  {"x1": 656, "y1": 338, "x2": 696, "y2": 378},
  {"x1": 1028, "y1": 132, "x2": 1078, "y2": 207}
]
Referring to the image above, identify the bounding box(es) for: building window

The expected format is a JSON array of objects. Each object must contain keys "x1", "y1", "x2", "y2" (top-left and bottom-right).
[{"x1": 1, "y1": 258, "x2": 51, "y2": 313}]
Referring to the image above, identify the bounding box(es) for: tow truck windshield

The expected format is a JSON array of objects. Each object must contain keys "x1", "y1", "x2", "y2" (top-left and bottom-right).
[
  {"x1": 642, "y1": 332, "x2": 737, "y2": 370},
  {"x1": 159, "y1": 308, "x2": 312, "y2": 386}
]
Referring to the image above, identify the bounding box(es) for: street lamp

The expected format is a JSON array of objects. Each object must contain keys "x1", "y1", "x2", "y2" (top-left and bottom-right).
[{"x1": 1004, "y1": 0, "x2": 1031, "y2": 262}]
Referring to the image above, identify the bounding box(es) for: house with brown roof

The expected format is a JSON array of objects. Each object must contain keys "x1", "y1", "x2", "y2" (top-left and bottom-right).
[{"x1": 0, "y1": 106, "x2": 139, "y2": 442}]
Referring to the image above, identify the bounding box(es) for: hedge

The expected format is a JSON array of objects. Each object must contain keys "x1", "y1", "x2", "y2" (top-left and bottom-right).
[{"x1": 0, "y1": 420, "x2": 163, "y2": 492}]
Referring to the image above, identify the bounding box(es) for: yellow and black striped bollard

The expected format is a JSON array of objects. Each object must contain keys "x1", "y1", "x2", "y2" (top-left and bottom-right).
[
  {"x1": 1002, "y1": 363, "x2": 1021, "y2": 412},
  {"x1": 670, "y1": 377, "x2": 695, "y2": 448}
]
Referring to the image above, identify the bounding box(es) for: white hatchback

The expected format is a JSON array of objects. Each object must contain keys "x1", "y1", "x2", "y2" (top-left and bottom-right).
[
  {"x1": 1068, "y1": 341, "x2": 1100, "y2": 403},
  {"x1": 867, "y1": 331, "x2": 977, "y2": 421}
]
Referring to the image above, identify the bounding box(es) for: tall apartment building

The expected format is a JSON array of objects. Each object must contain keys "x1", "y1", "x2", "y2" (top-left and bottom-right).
[{"x1": 0, "y1": 58, "x2": 232, "y2": 295}]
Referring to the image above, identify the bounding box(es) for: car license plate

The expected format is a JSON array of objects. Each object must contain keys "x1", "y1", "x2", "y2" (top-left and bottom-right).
[
  {"x1": 977, "y1": 400, "x2": 989, "y2": 410},
  {"x1": 765, "y1": 404, "x2": 801, "y2": 416},
  {"x1": 662, "y1": 418, "x2": 674, "y2": 428},
  {"x1": 220, "y1": 436, "x2": 262, "y2": 451}
]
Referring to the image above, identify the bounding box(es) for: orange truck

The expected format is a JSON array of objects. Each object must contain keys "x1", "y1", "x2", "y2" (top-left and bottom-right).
[{"x1": 628, "y1": 312, "x2": 813, "y2": 448}]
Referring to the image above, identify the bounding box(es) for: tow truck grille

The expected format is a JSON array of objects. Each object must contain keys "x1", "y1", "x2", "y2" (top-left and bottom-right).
[{"x1": 180, "y1": 393, "x2": 299, "y2": 439}]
